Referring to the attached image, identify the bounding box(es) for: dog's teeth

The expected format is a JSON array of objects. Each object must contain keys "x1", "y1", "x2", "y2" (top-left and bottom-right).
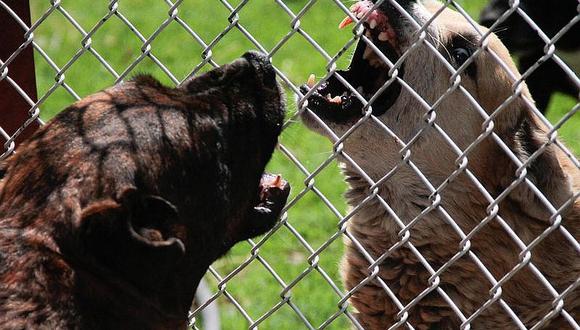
[
  {"x1": 338, "y1": 16, "x2": 353, "y2": 29},
  {"x1": 329, "y1": 96, "x2": 342, "y2": 104},
  {"x1": 326, "y1": 93, "x2": 332, "y2": 99},
  {"x1": 356, "y1": 11, "x2": 365, "y2": 19},
  {"x1": 342, "y1": 92, "x2": 347, "y2": 97},
  {"x1": 369, "y1": 19, "x2": 377, "y2": 29},
  {"x1": 307, "y1": 74, "x2": 316, "y2": 88},
  {"x1": 378, "y1": 31, "x2": 389, "y2": 41},
  {"x1": 356, "y1": 86, "x2": 364, "y2": 94}
]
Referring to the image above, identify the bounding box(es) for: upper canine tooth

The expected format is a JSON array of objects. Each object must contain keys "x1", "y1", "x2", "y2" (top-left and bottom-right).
[
  {"x1": 338, "y1": 16, "x2": 354, "y2": 29},
  {"x1": 378, "y1": 31, "x2": 389, "y2": 41},
  {"x1": 356, "y1": 11, "x2": 365, "y2": 19},
  {"x1": 369, "y1": 19, "x2": 377, "y2": 29},
  {"x1": 356, "y1": 86, "x2": 364, "y2": 94},
  {"x1": 307, "y1": 74, "x2": 316, "y2": 88},
  {"x1": 273, "y1": 175, "x2": 282, "y2": 186}
]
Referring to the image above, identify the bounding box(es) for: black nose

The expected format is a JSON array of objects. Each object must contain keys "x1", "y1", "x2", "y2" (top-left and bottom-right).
[{"x1": 242, "y1": 51, "x2": 277, "y2": 88}]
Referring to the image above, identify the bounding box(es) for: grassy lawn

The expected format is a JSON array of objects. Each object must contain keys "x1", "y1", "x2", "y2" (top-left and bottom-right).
[{"x1": 28, "y1": 1, "x2": 578, "y2": 329}]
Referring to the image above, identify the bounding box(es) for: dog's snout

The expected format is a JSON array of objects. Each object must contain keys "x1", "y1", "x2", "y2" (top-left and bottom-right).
[{"x1": 242, "y1": 51, "x2": 277, "y2": 88}]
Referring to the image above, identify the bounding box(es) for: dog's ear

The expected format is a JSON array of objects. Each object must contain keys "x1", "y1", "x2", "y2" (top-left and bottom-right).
[
  {"x1": 0, "y1": 160, "x2": 8, "y2": 180},
  {"x1": 78, "y1": 187, "x2": 185, "y2": 286},
  {"x1": 120, "y1": 188, "x2": 185, "y2": 253},
  {"x1": 506, "y1": 115, "x2": 575, "y2": 220}
]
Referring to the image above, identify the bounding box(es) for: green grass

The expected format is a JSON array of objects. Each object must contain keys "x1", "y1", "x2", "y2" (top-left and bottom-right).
[{"x1": 29, "y1": 1, "x2": 578, "y2": 329}]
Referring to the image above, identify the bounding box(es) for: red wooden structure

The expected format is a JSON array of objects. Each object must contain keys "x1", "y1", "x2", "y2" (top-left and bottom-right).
[{"x1": 0, "y1": 0, "x2": 39, "y2": 147}]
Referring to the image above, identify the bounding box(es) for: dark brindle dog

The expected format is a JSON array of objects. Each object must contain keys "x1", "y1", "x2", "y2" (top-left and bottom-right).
[{"x1": 0, "y1": 51, "x2": 289, "y2": 329}]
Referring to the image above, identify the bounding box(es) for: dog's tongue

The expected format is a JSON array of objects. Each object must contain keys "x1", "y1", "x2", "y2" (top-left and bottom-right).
[{"x1": 338, "y1": 0, "x2": 387, "y2": 29}]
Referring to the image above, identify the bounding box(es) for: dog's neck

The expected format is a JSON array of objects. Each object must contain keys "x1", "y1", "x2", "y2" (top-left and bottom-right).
[
  {"x1": 0, "y1": 224, "x2": 190, "y2": 329},
  {"x1": 68, "y1": 257, "x2": 189, "y2": 329},
  {"x1": 340, "y1": 133, "x2": 578, "y2": 286},
  {"x1": 339, "y1": 146, "x2": 536, "y2": 239},
  {"x1": 341, "y1": 165, "x2": 474, "y2": 232}
]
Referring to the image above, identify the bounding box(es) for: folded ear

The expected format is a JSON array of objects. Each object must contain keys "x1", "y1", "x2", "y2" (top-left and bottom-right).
[
  {"x1": 0, "y1": 160, "x2": 8, "y2": 180},
  {"x1": 506, "y1": 115, "x2": 575, "y2": 220},
  {"x1": 78, "y1": 187, "x2": 185, "y2": 287},
  {"x1": 123, "y1": 190, "x2": 185, "y2": 252}
]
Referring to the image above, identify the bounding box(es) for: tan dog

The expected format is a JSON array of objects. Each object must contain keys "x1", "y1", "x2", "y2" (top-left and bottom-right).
[{"x1": 301, "y1": 0, "x2": 579, "y2": 328}]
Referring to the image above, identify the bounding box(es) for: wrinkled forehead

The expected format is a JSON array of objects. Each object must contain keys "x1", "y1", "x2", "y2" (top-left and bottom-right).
[{"x1": 421, "y1": 1, "x2": 488, "y2": 43}]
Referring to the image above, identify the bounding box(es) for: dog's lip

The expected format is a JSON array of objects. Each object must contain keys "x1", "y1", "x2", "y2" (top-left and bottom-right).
[{"x1": 299, "y1": 1, "x2": 402, "y2": 122}]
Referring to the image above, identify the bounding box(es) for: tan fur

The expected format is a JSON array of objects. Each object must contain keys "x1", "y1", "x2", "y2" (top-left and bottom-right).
[{"x1": 304, "y1": 1, "x2": 579, "y2": 328}]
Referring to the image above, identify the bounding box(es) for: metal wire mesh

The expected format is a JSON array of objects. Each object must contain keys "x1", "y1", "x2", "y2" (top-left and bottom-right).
[{"x1": 0, "y1": 0, "x2": 578, "y2": 329}]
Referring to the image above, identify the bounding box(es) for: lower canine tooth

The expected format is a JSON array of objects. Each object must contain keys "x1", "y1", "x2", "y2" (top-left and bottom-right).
[
  {"x1": 307, "y1": 74, "x2": 316, "y2": 88},
  {"x1": 369, "y1": 19, "x2": 377, "y2": 29},
  {"x1": 378, "y1": 31, "x2": 389, "y2": 41},
  {"x1": 329, "y1": 96, "x2": 342, "y2": 104}
]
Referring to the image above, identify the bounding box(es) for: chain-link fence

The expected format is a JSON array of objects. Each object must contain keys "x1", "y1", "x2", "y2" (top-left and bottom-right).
[{"x1": 0, "y1": 0, "x2": 578, "y2": 329}]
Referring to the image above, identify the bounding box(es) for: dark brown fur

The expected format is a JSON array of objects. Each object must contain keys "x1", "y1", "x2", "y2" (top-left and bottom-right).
[{"x1": 0, "y1": 51, "x2": 289, "y2": 329}]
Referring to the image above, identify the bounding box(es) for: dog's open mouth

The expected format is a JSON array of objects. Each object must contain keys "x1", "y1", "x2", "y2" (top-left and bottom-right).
[
  {"x1": 257, "y1": 173, "x2": 289, "y2": 211},
  {"x1": 300, "y1": 0, "x2": 403, "y2": 123}
]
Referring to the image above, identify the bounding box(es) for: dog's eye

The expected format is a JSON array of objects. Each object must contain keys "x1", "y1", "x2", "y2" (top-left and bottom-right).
[{"x1": 451, "y1": 47, "x2": 472, "y2": 66}]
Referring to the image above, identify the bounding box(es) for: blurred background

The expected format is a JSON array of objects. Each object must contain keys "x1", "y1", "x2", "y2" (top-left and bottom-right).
[{"x1": 16, "y1": 0, "x2": 579, "y2": 328}]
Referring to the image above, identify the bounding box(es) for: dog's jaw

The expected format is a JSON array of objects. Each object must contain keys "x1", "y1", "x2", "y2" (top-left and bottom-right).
[{"x1": 299, "y1": 2, "x2": 409, "y2": 137}]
